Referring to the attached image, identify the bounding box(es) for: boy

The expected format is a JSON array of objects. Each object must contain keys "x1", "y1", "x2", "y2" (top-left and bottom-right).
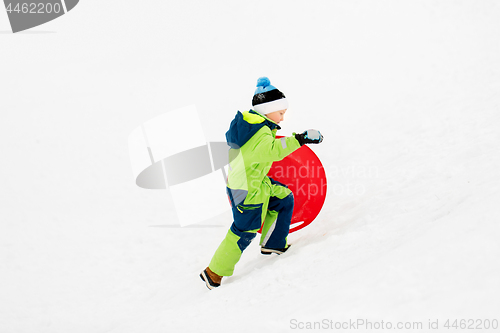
[{"x1": 200, "y1": 77, "x2": 323, "y2": 290}]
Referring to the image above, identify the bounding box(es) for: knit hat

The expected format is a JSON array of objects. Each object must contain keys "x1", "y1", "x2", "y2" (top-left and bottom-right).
[{"x1": 251, "y1": 77, "x2": 289, "y2": 115}]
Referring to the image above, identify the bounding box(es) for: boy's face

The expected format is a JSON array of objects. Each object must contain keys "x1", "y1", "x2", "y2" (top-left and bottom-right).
[{"x1": 265, "y1": 109, "x2": 287, "y2": 124}]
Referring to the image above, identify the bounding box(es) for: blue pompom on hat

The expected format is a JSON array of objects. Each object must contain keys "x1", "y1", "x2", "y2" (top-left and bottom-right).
[
  {"x1": 252, "y1": 77, "x2": 289, "y2": 115},
  {"x1": 255, "y1": 77, "x2": 271, "y2": 90}
]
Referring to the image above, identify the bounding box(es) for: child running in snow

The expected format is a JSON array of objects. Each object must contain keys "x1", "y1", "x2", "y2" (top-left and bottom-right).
[{"x1": 200, "y1": 77, "x2": 323, "y2": 290}]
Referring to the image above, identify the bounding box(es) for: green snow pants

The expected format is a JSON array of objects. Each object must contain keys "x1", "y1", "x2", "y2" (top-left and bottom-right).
[{"x1": 209, "y1": 178, "x2": 294, "y2": 276}]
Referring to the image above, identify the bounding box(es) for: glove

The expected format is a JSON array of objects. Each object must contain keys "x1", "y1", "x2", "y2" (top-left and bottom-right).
[{"x1": 295, "y1": 129, "x2": 323, "y2": 146}]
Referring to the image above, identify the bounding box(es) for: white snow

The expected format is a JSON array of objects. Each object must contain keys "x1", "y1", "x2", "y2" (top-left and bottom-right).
[{"x1": 1, "y1": 1, "x2": 499, "y2": 332}]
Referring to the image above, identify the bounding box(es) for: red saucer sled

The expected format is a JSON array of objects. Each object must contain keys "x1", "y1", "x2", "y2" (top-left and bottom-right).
[{"x1": 259, "y1": 136, "x2": 327, "y2": 234}]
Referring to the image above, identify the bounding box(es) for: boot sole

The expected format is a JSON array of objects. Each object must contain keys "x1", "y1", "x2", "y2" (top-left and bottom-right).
[
  {"x1": 260, "y1": 246, "x2": 289, "y2": 255},
  {"x1": 200, "y1": 269, "x2": 220, "y2": 290}
]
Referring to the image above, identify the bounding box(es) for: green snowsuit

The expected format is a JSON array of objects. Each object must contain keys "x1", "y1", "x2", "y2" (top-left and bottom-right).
[{"x1": 209, "y1": 110, "x2": 301, "y2": 276}]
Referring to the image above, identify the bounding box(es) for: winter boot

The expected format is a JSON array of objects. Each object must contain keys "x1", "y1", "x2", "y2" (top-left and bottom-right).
[
  {"x1": 200, "y1": 267, "x2": 222, "y2": 290},
  {"x1": 261, "y1": 244, "x2": 291, "y2": 255}
]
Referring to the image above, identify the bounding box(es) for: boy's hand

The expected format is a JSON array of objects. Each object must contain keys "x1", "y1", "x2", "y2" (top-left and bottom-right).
[{"x1": 295, "y1": 130, "x2": 324, "y2": 146}]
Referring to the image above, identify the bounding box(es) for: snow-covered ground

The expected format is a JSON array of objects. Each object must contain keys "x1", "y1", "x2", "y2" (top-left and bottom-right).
[{"x1": 1, "y1": 1, "x2": 499, "y2": 332}]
